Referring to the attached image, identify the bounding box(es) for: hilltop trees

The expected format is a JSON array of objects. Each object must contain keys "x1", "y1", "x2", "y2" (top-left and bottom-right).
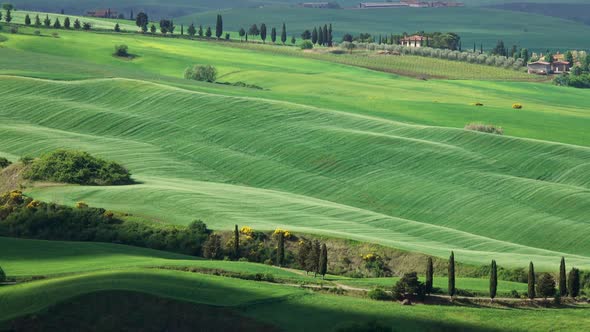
[
  {"x1": 64, "y1": 17, "x2": 70, "y2": 29},
  {"x1": 260, "y1": 23, "x2": 267, "y2": 43},
  {"x1": 34, "y1": 15, "x2": 41, "y2": 27},
  {"x1": 239, "y1": 28, "x2": 245, "y2": 41},
  {"x1": 559, "y1": 257, "x2": 567, "y2": 297},
  {"x1": 0, "y1": 265, "x2": 5, "y2": 282},
  {"x1": 74, "y1": 19, "x2": 81, "y2": 30},
  {"x1": 319, "y1": 243, "x2": 328, "y2": 279},
  {"x1": 528, "y1": 262, "x2": 536, "y2": 299},
  {"x1": 276, "y1": 230, "x2": 285, "y2": 267},
  {"x1": 448, "y1": 251, "x2": 456, "y2": 297},
  {"x1": 280, "y1": 23, "x2": 287, "y2": 44},
  {"x1": 24, "y1": 14, "x2": 30, "y2": 26},
  {"x1": 135, "y1": 12, "x2": 148, "y2": 33},
  {"x1": 205, "y1": 26, "x2": 212, "y2": 38},
  {"x1": 188, "y1": 23, "x2": 196, "y2": 38},
  {"x1": 215, "y1": 14, "x2": 223, "y2": 39},
  {"x1": 271, "y1": 27, "x2": 277, "y2": 43},
  {"x1": 537, "y1": 273, "x2": 556, "y2": 300},
  {"x1": 567, "y1": 268, "x2": 580, "y2": 298},
  {"x1": 203, "y1": 234, "x2": 223, "y2": 259},
  {"x1": 43, "y1": 15, "x2": 51, "y2": 28},
  {"x1": 233, "y1": 224, "x2": 240, "y2": 259},
  {"x1": 248, "y1": 24, "x2": 259, "y2": 37},
  {"x1": 53, "y1": 18, "x2": 61, "y2": 29},
  {"x1": 490, "y1": 260, "x2": 497, "y2": 300},
  {"x1": 425, "y1": 257, "x2": 434, "y2": 295}
]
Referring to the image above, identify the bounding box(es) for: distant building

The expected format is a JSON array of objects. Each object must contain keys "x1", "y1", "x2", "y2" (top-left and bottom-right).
[
  {"x1": 299, "y1": 2, "x2": 330, "y2": 8},
  {"x1": 87, "y1": 9, "x2": 118, "y2": 18},
  {"x1": 552, "y1": 61, "x2": 571, "y2": 73},
  {"x1": 400, "y1": 35, "x2": 426, "y2": 47},
  {"x1": 358, "y1": 1, "x2": 463, "y2": 9},
  {"x1": 359, "y1": 2, "x2": 409, "y2": 8},
  {"x1": 527, "y1": 60, "x2": 570, "y2": 75}
]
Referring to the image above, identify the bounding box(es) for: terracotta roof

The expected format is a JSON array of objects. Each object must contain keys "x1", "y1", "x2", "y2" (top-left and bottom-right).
[
  {"x1": 553, "y1": 61, "x2": 570, "y2": 65},
  {"x1": 528, "y1": 61, "x2": 551, "y2": 65}
]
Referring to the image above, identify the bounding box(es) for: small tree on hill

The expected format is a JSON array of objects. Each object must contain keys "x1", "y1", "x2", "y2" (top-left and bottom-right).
[
  {"x1": 24, "y1": 14, "x2": 31, "y2": 26},
  {"x1": 528, "y1": 261, "x2": 536, "y2": 300},
  {"x1": 0, "y1": 265, "x2": 6, "y2": 282},
  {"x1": 319, "y1": 243, "x2": 328, "y2": 279},
  {"x1": 205, "y1": 26, "x2": 212, "y2": 38},
  {"x1": 318, "y1": 26, "x2": 324, "y2": 46},
  {"x1": 73, "y1": 19, "x2": 81, "y2": 30},
  {"x1": 239, "y1": 28, "x2": 245, "y2": 41},
  {"x1": 114, "y1": 23, "x2": 121, "y2": 32},
  {"x1": 64, "y1": 17, "x2": 70, "y2": 29},
  {"x1": 537, "y1": 273, "x2": 556, "y2": 300},
  {"x1": 53, "y1": 17, "x2": 61, "y2": 29},
  {"x1": 150, "y1": 24, "x2": 156, "y2": 34},
  {"x1": 280, "y1": 23, "x2": 286, "y2": 45},
  {"x1": 297, "y1": 240, "x2": 310, "y2": 272},
  {"x1": 82, "y1": 22, "x2": 91, "y2": 31},
  {"x1": 490, "y1": 260, "x2": 497, "y2": 300},
  {"x1": 312, "y1": 27, "x2": 318, "y2": 44},
  {"x1": 559, "y1": 257, "x2": 567, "y2": 297},
  {"x1": 276, "y1": 231, "x2": 285, "y2": 267},
  {"x1": 306, "y1": 240, "x2": 320, "y2": 277},
  {"x1": 233, "y1": 224, "x2": 240, "y2": 259},
  {"x1": 135, "y1": 12, "x2": 148, "y2": 32},
  {"x1": 270, "y1": 27, "x2": 277, "y2": 43},
  {"x1": 188, "y1": 23, "x2": 196, "y2": 38},
  {"x1": 198, "y1": 25, "x2": 203, "y2": 37},
  {"x1": 34, "y1": 14, "x2": 41, "y2": 27},
  {"x1": 567, "y1": 268, "x2": 580, "y2": 298},
  {"x1": 114, "y1": 44, "x2": 129, "y2": 57},
  {"x1": 425, "y1": 257, "x2": 434, "y2": 295},
  {"x1": 203, "y1": 234, "x2": 223, "y2": 259},
  {"x1": 260, "y1": 23, "x2": 267, "y2": 43},
  {"x1": 215, "y1": 14, "x2": 223, "y2": 39},
  {"x1": 5, "y1": 9, "x2": 11, "y2": 23},
  {"x1": 248, "y1": 24, "x2": 259, "y2": 36},
  {"x1": 43, "y1": 15, "x2": 51, "y2": 28},
  {"x1": 291, "y1": 36, "x2": 296, "y2": 45},
  {"x1": 448, "y1": 251, "x2": 456, "y2": 297}
]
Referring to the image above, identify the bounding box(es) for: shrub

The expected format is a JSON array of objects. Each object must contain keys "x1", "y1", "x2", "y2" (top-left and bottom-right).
[
  {"x1": 184, "y1": 65, "x2": 217, "y2": 82},
  {"x1": 464, "y1": 123, "x2": 504, "y2": 135},
  {"x1": 512, "y1": 103, "x2": 523, "y2": 109},
  {"x1": 0, "y1": 157, "x2": 11, "y2": 169},
  {"x1": 0, "y1": 266, "x2": 5, "y2": 282},
  {"x1": 24, "y1": 150, "x2": 132, "y2": 185},
  {"x1": 75, "y1": 201, "x2": 89, "y2": 209},
  {"x1": 33, "y1": 30, "x2": 41, "y2": 36},
  {"x1": 51, "y1": 32, "x2": 59, "y2": 38},
  {"x1": 300, "y1": 40, "x2": 313, "y2": 50},
  {"x1": 474, "y1": 102, "x2": 484, "y2": 106},
  {"x1": 510, "y1": 290, "x2": 520, "y2": 298},
  {"x1": 368, "y1": 288, "x2": 391, "y2": 301},
  {"x1": 114, "y1": 44, "x2": 129, "y2": 57}
]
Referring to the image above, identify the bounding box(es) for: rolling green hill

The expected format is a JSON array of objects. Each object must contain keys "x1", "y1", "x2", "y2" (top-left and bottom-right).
[
  {"x1": 177, "y1": 6, "x2": 590, "y2": 51},
  {"x1": 1, "y1": 27, "x2": 589, "y2": 270}
]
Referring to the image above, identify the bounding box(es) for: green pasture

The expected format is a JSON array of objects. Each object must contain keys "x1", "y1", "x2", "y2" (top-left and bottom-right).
[{"x1": 8, "y1": 11, "x2": 139, "y2": 31}]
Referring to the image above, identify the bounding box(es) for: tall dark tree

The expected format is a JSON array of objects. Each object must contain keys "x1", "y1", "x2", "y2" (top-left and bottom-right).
[
  {"x1": 205, "y1": 26, "x2": 212, "y2": 38},
  {"x1": 537, "y1": 273, "x2": 556, "y2": 300},
  {"x1": 448, "y1": 251, "x2": 456, "y2": 297},
  {"x1": 248, "y1": 24, "x2": 259, "y2": 36},
  {"x1": 188, "y1": 23, "x2": 196, "y2": 38},
  {"x1": 490, "y1": 260, "x2": 498, "y2": 300},
  {"x1": 301, "y1": 29, "x2": 311, "y2": 40},
  {"x1": 319, "y1": 243, "x2": 328, "y2": 279},
  {"x1": 198, "y1": 25, "x2": 203, "y2": 37},
  {"x1": 35, "y1": 14, "x2": 41, "y2": 27},
  {"x1": 53, "y1": 18, "x2": 61, "y2": 29},
  {"x1": 135, "y1": 12, "x2": 148, "y2": 32},
  {"x1": 480, "y1": 43, "x2": 483, "y2": 54},
  {"x1": 567, "y1": 268, "x2": 580, "y2": 298},
  {"x1": 114, "y1": 23, "x2": 120, "y2": 32},
  {"x1": 203, "y1": 234, "x2": 223, "y2": 259},
  {"x1": 559, "y1": 257, "x2": 567, "y2": 297},
  {"x1": 306, "y1": 240, "x2": 320, "y2": 277},
  {"x1": 312, "y1": 27, "x2": 318, "y2": 44},
  {"x1": 271, "y1": 27, "x2": 277, "y2": 43},
  {"x1": 492, "y1": 40, "x2": 506, "y2": 56},
  {"x1": 425, "y1": 257, "x2": 434, "y2": 295},
  {"x1": 0, "y1": 265, "x2": 5, "y2": 282},
  {"x1": 44, "y1": 15, "x2": 51, "y2": 28},
  {"x1": 159, "y1": 19, "x2": 171, "y2": 34},
  {"x1": 260, "y1": 23, "x2": 267, "y2": 43},
  {"x1": 280, "y1": 23, "x2": 286, "y2": 45},
  {"x1": 328, "y1": 23, "x2": 333, "y2": 46},
  {"x1": 150, "y1": 24, "x2": 156, "y2": 34},
  {"x1": 318, "y1": 26, "x2": 324, "y2": 46},
  {"x1": 291, "y1": 35, "x2": 296, "y2": 45},
  {"x1": 180, "y1": 24, "x2": 184, "y2": 36},
  {"x1": 233, "y1": 225, "x2": 240, "y2": 259},
  {"x1": 215, "y1": 14, "x2": 223, "y2": 39},
  {"x1": 130, "y1": 9, "x2": 134, "y2": 20},
  {"x1": 239, "y1": 28, "x2": 245, "y2": 41},
  {"x1": 24, "y1": 14, "x2": 31, "y2": 26},
  {"x1": 323, "y1": 24, "x2": 328, "y2": 46},
  {"x1": 64, "y1": 17, "x2": 70, "y2": 29},
  {"x1": 298, "y1": 240, "x2": 310, "y2": 272},
  {"x1": 5, "y1": 9, "x2": 11, "y2": 23},
  {"x1": 73, "y1": 18, "x2": 81, "y2": 30},
  {"x1": 276, "y1": 231, "x2": 285, "y2": 267},
  {"x1": 528, "y1": 261, "x2": 536, "y2": 300},
  {"x1": 520, "y1": 48, "x2": 529, "y2": 64}
]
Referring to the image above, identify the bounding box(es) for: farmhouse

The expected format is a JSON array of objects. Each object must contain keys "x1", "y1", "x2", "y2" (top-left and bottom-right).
[
  {"x1": 400, "y1": 35, "x2": 426, "y2": 47},
  {"x1": 299, "y1": 2, "x2": 330, "y2": 8},
  {"x1": 86, "y1": 9, "x2": 118, "y2": 18},
  {"x1": 527, "y1": 61, "x2": 552, "y2": 75},
  {"x1": 359, "y1": 2, "x2": 409, "y2": 8},
  {"x1": 358, "y1": 1, "x2": 463, "y2": 9}
]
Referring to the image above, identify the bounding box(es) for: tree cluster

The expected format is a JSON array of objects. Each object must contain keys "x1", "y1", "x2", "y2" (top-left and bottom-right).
[{"x1": 297, "y1": 239, "x2": 328, "y2": 278}]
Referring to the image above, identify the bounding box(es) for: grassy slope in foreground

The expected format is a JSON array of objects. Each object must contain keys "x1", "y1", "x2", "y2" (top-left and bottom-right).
[
  {"x1": 1, "y1": 75, "x2": 589, "y2": 270},
  {"x1": 1, "y1": 29, "x2": 590, "y2": 147},
  {"x1": 1, "y1": 269, "x2": 589, "y2": 332}
]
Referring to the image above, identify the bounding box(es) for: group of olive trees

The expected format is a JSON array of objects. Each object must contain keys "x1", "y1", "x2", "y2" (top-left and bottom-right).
[{"x1": 340, "y1": 42, "x2": 526, "y2": 71}]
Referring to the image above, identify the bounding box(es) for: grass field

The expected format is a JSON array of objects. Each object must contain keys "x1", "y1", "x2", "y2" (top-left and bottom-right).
[
  {"x1": 9, "y1": 11, "x2": 139, "y2": 31},
  {"x1": 177, "y1": 6, "x2": 590, "y2": 51},
  {"x1": 1, "y1": 27, "x2": 590, "y2": 270}
]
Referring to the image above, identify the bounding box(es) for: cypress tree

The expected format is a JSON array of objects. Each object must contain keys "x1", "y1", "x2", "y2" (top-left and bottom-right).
[
  {"x1": 307, "y1": 240, "x2": 321, "y2": 277},
  {"x1": 25, "y1": 14, "x2": 31, "y2": 26},
  {"x1": 198, "y1": 25, "x2": 203, "y2": 37},
  {"x1": 448, "y1": 251, "x2": 456, "y2": 297},
  {"x1": 567, "y1": 268, "x2": 580, "y2": 298},
  {"x1": 323, "y1": 24, "x2": 328, "y2": 45},
  {"x1": 490, "y1": 260, "x2": 497, "y2": 300},
  {"x1": 280, "y1": 23, "x2": 287, "y2": 45},
  {"x1": 215, "y1": 14, "x2": 223, "y2": 39},
  {"x1": 318, "y1": 26, "x2": 324, "y2": 46},
  {"x1": 302, "y1": 240, "x2": 313, "y2": 274},
  {"x1": 276, "y1": 231, "x2": 285, "y2": 267},
  {"x1": 260, "y1": 23, "x2": 267, "y2": 43},
  {"x1": 130, "y1": 10, "x2": 134, "y2": 20},
  {"x1": 528, "y1": 261, "x2": 536, "y2": 299},
  {"x1": 271, "y1": 27, "x2": 277, "y2": 43},
  {"x1": 319, "y1": 243, "x2": 328, "y2": 279},
  {"x1": 188, "y1": 23, "x2": 196, "y2": 38},
  {"x1": 425, "y1": 257, "x2": 434, "y2": 295},
  {"x1": 480, "y1": 43, "x2": 483, "y2": 54},
  {"x1": 181, "y1": 24, "x2": 184, "y2": 36},
  {"x1": 291, "y1": 35, "x2": 296, "y2": 45},
  {"x1": 312, "y1": 27, "x2": 318, "y2": 45},
  {"x1": 328, "y1": 23, "x2": 333, "y2": 46},
  {"x1": 5, "y1": 9, "x2": 11, "y2": 23},
  {"x1": 44, "y1": 15, "x2": 51, "y2": 28},
  {"x1": 206, "y1": 26, "x2": 212, "y2": 38},
  {"x1": 559, "y1": 257, "x2": 567, "y2": 297},
  {"x1": 297, "y1": 240, "x2": 310, "y2": 272},
  {"x1": 53, "y1": 18, "x2": 61, "y2": 29},
  {"x1": 64, "y1": 17, "x2": 70, "y2": 29},
  {"x1": 114, "y1": 23, "x2": 120, "y2": 32},
  {"x1": 150, "y1": 24, "x2": 156, "y2": 34},
  {"x1": 239, "y1": 28, "x2": 245, "y2": 41},
  {"x1": 35, "y1": 15, "x2": 41, "y2": 27},
  {"x1": 0, "y1": 265, "x2": 5, "y2": 282},
  {"x1": 74, "y1": 19, "x2": 81, "y2": 30},
  {"x1": 233, "y1": 225, "x2": 239, "y2": 260}
]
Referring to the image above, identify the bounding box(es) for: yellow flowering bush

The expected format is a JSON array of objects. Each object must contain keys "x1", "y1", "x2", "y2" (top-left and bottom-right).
[
  {"x1": 273, "y1": 228, "x2": 292, "y2": 239},
  {"x1": 26, "y1": 200, "x2": 41, "y2": 209},
  {"x1": 512, "y1": 103, "x2": 523, "y2": 109},
  {"x1": 103, "y1": 211, "x2": 115, "y2": 219},
  {"x1": 75, "y1": 201, "x2": 89, "y2": 209},
  {"x1": 362, "y1": 253, "x2": 378, "y2": 262}
]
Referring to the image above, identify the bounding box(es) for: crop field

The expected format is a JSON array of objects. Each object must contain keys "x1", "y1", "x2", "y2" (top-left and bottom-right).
[
  {"x1": 178, "y1": 6, "x2": 590, "y2": 51},
  {"x1": 1, "y1": 27, "x2": 590, "y2": 271}
]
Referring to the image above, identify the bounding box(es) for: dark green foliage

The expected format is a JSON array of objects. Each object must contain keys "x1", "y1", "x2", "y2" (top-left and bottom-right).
[
  {"x1": 425, "y1": 257, "x2": 433, "y2": 295},
  {"x1": 34, "y1": 15, "x2": 41, "y2": 27},
  {"x1": 4, "y1": 9, "x2": 10, "y2": 23},
  {"x1": 318, "y1": 26, "x2": 324, "y2": 46},
  {"x1": 0, "y1": 196, "x2": 210, "y2": 256},
  {"x1": 233, "y1": 224, "x2": 239, "y2": 259},
  {"x1": 291, "y1": 36, "x2": 296, "y2": 45},
  {"x1": 276, "y1": 231, "x2": 285, "y2": 266},
  {"x1": 319, "y1": 243, "x2": 328, "y2": 278},
  {"x1": 307, "y1": 240, "x2": 320, "y2": 276},
  {"x1": 205, "y1": 26, "x2": 212, "y2": 38},
  {"x1": 300, "y1": 40, "x2": 313, "y2": 50},
  {"x1": 203, "y1": 234, "x2": 223, "y2": 259},
  {"x1": 215, "y1": 14, "x2": 223, "y2": 39},
  {"x1": 0, "y1": 157, "x2": 10, "y2": 169},
  {"x1": 248, "y1": 24, "x2": 259, "y2": 36},
  {"x1": 0, "y1": 265, "x2": 5, "y2": 282},
  {"x1": 568, "y1": 268, "x2": 580, "y2": 298},
  {"x1": 559, "y1": 257, "x2": 567, "y2": 296},
  {"x1": 82, "y1": 22, "x2": 91, "y2": 31},
  {"x1": 280, "y1": 23, "x2": 287, "y2": 44},
  {"x1": 184, "y1": 65, "x2": 217, "y2": 82},
  {"x1": 554, "y1": 73, "x2": 590, "y2": 89},
  {"x1": 53, "y1": 18, "x2": 61, "y2": 29},
  {"x1": 187, "y1": 23, "x2": 196, "y2": 38},
  {"x1": 528, "y1": 261, "x2": 536, "y2": 299},
  {"x1": 297, "y1": 240, "x2": 310, "y2": 271},
  {"x1": 63, "y1": 17, "x2": 70, "y2": 29},
  {"x1": 260, "y1": 23, "x2": 267, "y2": 43},
  {"x1": 73, "y1": 18, "x2": 80, "y2": 30},
  {"x1": 395, "y1": 272, "x2": 424, "y2": 298},
  {"x1": 150, "y1": 24, "x2": 156, "y2": 34},
  {"x1": 225, "y1": 33, "x2": 230, "y2": 40},
  {"x1": 448, "y1": 251, "x2": 455, "y2": 297},
  {"x1": 336, "y1": 321, "x2": 392, "y2": 332},
  {"x1": 367, "y1": 288, "x2": 390, "y2": 301},
  {"x1": 114, "y1": 23, "x2": 120, "y2": 32},
  {"x1": 43, "y1": 15, "x2": 50, "y2": 28},
  {"x1": 238, "y1": 28, "x2": 245, "y2": 41},
  {"x1": 537, "y1": 273, "x2": 556, "y2": 299},
  {"x1": 198, "y1": 25, "x2": 203, "y2": 37},
  {"x1": 159, "y1": 19, "x2": 173, "y2": 34},
  {"x1": 272, "y1": 26, "x2": 278, "y2": 44},
  {"x1": 491, "y1": 40, "x2": 506, "y2": 56},
  {"x1": 312, "y1": 27, "x2": 318, "y2": 44},
  {"x1": 180, "y1": 24, "x2": 183, "y2": 35},
  {"x1": 24, "y1": 150, "x2": 132, "y2": 185},
  {"x1": 24, "y1": 14, "x2": 30, "y2": 26},
  {"x1": 301, "y1": 30, "x2": 311, "y2": 40},
  {"x1": 135, "y1": 12, "x2": 148, "y2": 31},
  {"x1": 114, "y1": 44, "x2": 128, "y2": 57},
  {"x1": 490, "y1": 260, "x2": 497, "y2": 300}
]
